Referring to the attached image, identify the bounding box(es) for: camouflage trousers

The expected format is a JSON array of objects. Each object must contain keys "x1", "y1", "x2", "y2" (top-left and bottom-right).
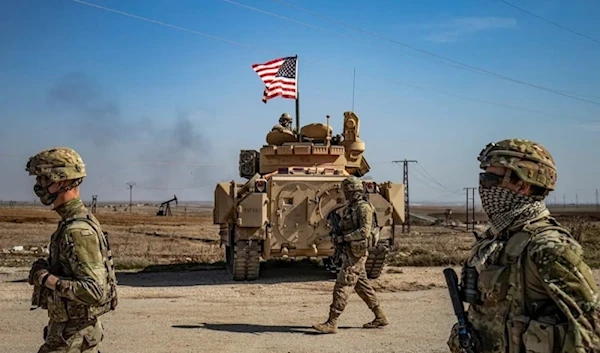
[
  {"x1": 330, "y1": 248, "x2": 379, "y2": 314},
  {"x1": 38, "y1": 318, "x2": 103, "y2": 353}
]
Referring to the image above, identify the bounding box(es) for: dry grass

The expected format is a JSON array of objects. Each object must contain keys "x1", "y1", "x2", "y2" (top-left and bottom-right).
[
  {"x1": 1, "y1": 203, "x2": 599, "y2": 270},
  {"x1": 387, "y1": 226, "x2": 474, "y2": 267},
  {"x1": 0, "y1": 205, "x2": 223, "y2": 269}
]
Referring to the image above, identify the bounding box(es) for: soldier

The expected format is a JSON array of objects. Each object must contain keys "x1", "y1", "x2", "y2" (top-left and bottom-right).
[
  {"x1": 312, "y1": 176, "x2": 388, "y2": 334},
  {"x1": 447, "y1": 138, "x2": 600, "y2": 353},
  {"x1": 271, "y1": 112, "x2": 296, "y2": 134},
  {"x1": 26, "y1": 147, "x2": 118, "y2": 353}
]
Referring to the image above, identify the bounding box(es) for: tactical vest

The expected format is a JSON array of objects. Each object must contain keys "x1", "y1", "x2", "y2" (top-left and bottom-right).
[
  {"x1": 47, "y1": 211, "x2": 118, "y2": 322},
  {"x1": 466, "y1": 216, "x2": 574, "y2": 353}
]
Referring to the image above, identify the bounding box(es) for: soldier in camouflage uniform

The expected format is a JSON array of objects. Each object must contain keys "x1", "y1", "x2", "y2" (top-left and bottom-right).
[
  {"x1": 271, "y1": 112, "x2": 297, "y2": 134},
  {"x1": 448, "y1": 138, "x2": 600, "y2": 353},
  {"x1": 26, "y1": 147, "x2": 118, "y2": 353},
  {"x1": 312, "y1": 176, "x2": 388, "y2": 334}
]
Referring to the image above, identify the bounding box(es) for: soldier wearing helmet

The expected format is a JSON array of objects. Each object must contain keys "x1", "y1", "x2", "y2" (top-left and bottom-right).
[
  {"x1": 25, "y1": 147, "x2": 117, "y2": 353},
  {"x1": 270, "y1": 112, "x2": 297, "y2": 134},
  {"x1": 447, "y1": 139, "x2": 600, "y2": 353},
  {"x1": 313, "y1": 176, "x2": 388, "y2": 334}
]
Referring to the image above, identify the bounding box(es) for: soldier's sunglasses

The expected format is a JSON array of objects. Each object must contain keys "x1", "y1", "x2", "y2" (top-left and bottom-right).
[{"x1": 479, "y1": 172, "x2": 504, "y2": 188}]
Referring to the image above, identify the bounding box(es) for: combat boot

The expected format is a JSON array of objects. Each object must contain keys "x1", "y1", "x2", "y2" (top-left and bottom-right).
[
  {"x1": 312, "y1": 310, "x2": 340, "y2": 334},
  {"x1": 363, "y1": 305, "x2": 388, "y2": 329}
]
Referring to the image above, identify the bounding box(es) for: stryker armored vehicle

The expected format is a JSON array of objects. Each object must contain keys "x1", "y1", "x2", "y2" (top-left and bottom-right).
[{"x1": 213, "y1": 111, "x2": 405, "y2": 281}]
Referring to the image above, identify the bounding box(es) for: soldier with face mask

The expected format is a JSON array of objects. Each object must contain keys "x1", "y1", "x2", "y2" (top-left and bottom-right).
[
  {"x1": 447, "y1": 139, "x2": 600, "y2": 353},
  {"x1": 312, "y1": 176, "x2": 388, "y2": 334},
  {"x1": 25, "y1": 147, "x2": 118, "y2": 353}
]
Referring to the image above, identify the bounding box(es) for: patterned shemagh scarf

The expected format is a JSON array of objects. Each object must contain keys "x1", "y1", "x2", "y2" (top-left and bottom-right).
[{"x1": 479, "y1": 186, "x2": 548, "y2": 236}]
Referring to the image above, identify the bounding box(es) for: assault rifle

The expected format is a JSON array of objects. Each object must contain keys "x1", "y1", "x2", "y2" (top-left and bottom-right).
[
  {"x1": 443, "y1": 268, "x2": 478, "y2": 353},
  {"x1": 326, "y1": 210, "x2": 343, "y2": 268}
]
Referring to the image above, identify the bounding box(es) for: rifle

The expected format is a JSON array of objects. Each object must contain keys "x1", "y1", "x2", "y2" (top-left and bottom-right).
[
  {"x1": 326, "y1": 210, "x2": 343, "y2": 268},
  {"x1": 443, "y1": 268, "x2": 478, "y2": 353}
]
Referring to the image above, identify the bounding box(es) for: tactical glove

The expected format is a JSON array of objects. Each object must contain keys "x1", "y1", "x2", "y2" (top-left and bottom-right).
[{"x1": 29, "y1": 258, "x2": 49, "y2": 285}]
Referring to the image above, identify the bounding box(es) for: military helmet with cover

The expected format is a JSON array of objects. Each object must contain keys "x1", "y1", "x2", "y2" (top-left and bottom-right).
[
  {"x1": 26, "y1": 147, "x2": 87, "y2": 205},
  {"x1": 26, "y1": 147, "x2": 87, "y2": 181},
  {"x1": 477, "y1": 138, "x2": 556, "y2": 191},
  {"x1": 341, "y1": 176, "x2": 364, "y2": 192}
]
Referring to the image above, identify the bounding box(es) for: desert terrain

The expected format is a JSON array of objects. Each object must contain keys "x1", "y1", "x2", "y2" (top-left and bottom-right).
[{"x1": 1, "y1": 203, "x2": 599, "y2": 353}]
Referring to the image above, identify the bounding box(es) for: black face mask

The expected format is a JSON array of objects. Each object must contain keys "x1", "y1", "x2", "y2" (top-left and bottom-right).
[{"x1": 34, "y1": 183, "x2": 58, "y2": 206}]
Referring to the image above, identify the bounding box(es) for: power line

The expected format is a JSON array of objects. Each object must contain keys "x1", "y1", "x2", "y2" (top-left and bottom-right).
[
  {"x1": 265, "y1": 0, "x2": 599, "y2": 105},
  {"x1": 68, "y1": 0, "x2": 258, "y2": 49},
  {"x1": 64, "y1": 0, "x2": 600, "y2": 123},
  {"x1": 498, "y1": 0, "x2": 600, "y2": 45},
  {"x1": 126, "y1": 182, "x2": 135, "y2": 213},
  {"x1": 414, "y1": 162, "x2": 460, "y2": 193},
  {"x1": 464, "y1": 187, "x2": 477, "y2": 231},
  {"x1": 383, "y1": 79, "x2": 595, "y2": 123},
  {"x1": 409, "y1": 169, "x2": 451, "y2": 193},
  {"x1": 392, "y1": 159, "x2": 417, "y2": 233}
]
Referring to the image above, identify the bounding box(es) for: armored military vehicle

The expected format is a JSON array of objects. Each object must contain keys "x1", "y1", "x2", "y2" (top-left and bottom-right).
[{"x1": 213, "y1": 111, "x2": 405, "y2": 281}]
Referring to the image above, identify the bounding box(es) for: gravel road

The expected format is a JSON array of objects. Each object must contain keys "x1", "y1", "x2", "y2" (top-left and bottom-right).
[{"x1": 0, "y1": 265, "x2": 489, "y2": 353}]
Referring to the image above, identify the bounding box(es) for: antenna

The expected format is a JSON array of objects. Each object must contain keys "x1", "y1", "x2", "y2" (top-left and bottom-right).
[{"x1": 352, "y1": 67, "x2": 356, "y2": 111}]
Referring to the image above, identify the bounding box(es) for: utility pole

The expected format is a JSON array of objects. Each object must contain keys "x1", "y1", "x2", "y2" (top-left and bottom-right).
[
  {"x1": 464, "y1": 187, "x2": 477, "y2": 231},
  {"x1": 596, "y1": 189, "x2": 599, "y2": 210},
  {"x1": 91, "y1": 195, "x2": 98, "y2": 214},
  {"x1": 126, "y1": 182, "x2": 135, "y2": 214},
  {"x1": 575, "y1": 190, "x2": 579, "y2": 208},
  {"x1": 392, "y1": 159, "x2": 417, "y2": 233}
]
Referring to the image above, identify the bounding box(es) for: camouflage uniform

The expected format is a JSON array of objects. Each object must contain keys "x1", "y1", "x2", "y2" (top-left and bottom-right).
[
  {"x1": 312, "y1": 176, "x2": 388, "y2": 334},
  {"x1": 448, "y1": 139, "x2": 600, "y2": 353},
  {"x1": 26, "y1": 147, "x2": 118, "y2": 353},
  {"x1": 271, "y1": 112, "x2": 297, "y2": 134}
]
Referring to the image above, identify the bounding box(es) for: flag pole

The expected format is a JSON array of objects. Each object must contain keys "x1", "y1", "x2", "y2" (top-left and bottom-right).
[{"x1": 294, "y1": 55, "x2": 300, "y2": 141}]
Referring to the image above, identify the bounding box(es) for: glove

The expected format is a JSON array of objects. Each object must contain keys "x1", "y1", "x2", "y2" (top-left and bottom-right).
[
  {"x1": 447, "y1": 322, "x2": 481, "y2": 353},
  {"x1": 447, "y1": 323, "x2": 461, "y2": 353},
  {"x1": 29, "y1": 258, "x2": 49, "y2": 285}
]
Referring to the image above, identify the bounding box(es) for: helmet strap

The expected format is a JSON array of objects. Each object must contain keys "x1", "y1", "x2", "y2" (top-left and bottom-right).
[{"x1": 502, "y1": 169, "x2": 512, "y2": 186}]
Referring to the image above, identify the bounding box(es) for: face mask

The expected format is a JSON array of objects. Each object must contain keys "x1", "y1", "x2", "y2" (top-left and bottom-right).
[
  {"x1": 34, "y1": 183, "x2": 58, "y2": 206},
  {"x1": 478, "y1": 186, "x2": 547, "y2": 235}
]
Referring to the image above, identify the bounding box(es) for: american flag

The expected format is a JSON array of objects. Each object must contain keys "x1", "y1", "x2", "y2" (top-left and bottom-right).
[{"x1": 251, "y1": 56, "x2": 297, "y2": 103}]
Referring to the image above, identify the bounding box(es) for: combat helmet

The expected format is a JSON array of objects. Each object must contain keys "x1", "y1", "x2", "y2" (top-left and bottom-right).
[
  {"x1": 279, "y1": 113, "x2": 292, "y2": 124},
  {"x1": 477, "y1": 138, "x2": 556, "y2": 191},
  {"x1": 341, "y1": 176, "x2": 364, "y2": 192},
  {"x1": 26, "y1": 147, "x2": 87, "y2": 182}
]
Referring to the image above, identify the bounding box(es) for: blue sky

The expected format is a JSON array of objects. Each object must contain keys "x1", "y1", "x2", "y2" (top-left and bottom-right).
[{"x1": 1, "y1": 0, "x2": 599, "y2": 204}]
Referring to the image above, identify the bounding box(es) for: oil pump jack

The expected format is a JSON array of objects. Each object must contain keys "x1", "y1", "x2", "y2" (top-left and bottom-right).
[{"x1": 157, "y1": 195, "x2": 177, "y2": 216}]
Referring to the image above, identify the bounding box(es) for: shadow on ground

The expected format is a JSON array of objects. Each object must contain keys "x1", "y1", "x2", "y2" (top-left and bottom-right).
[
  {"x1": 172, "y1": 323, "x2": 352, "y2": 335},
  {"x1": 116, "y1": 259, "x2": 337, "y2": 287}
]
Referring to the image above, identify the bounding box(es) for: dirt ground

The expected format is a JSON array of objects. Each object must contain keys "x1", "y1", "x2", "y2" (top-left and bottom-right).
[
  {"x1": 1, "y1": 203, "x2": 599, "y2": 352},
  {"x1": 3, "y1": 265, "x2": 600, "y2": 353},
  {"x1": 1, "y1": 265, "x2": 458, "y2": 353}
]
